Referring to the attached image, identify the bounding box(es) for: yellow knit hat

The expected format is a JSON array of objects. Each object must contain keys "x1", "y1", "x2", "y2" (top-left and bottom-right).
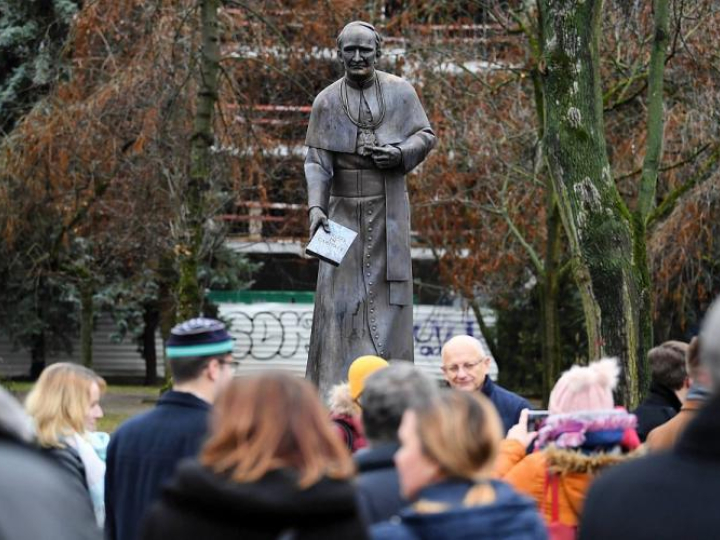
[{"x1": 348, "y1": 355, "x2": 389, "y2": 400}]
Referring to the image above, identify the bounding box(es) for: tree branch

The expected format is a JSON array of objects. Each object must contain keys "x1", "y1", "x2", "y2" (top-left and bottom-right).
[{"x1": 648, "y1": 143, "x2": 720, "y2": 228}]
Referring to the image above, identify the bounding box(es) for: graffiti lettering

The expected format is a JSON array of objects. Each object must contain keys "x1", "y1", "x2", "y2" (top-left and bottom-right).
[
  {"x1": 224, "y1": 310, "x2": 313, "y2": 361},
  {"x1": 220, "y1": 305, "x2": 491, "y2": 371},
  {"x1": 413, "y1": 318, "x2": 477, "y2": 357}
]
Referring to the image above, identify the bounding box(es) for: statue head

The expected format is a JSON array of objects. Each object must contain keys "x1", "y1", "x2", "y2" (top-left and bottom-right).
[{"x1": 336, "y1": 21, "x2": 382, "y2": 83}]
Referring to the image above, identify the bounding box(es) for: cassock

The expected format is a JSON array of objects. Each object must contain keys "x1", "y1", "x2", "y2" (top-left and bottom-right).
[{"x1": 304, "y1": 70, "x2": 436, "y2": 397}]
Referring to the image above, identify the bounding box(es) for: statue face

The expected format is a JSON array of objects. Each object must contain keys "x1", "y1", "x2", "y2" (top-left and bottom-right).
[{"x1": 338, "y1": 25, "x2": 377, "y2": 83}]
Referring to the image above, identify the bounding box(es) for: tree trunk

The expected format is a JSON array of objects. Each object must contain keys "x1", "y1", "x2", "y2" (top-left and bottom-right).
[
  {"x1": 468, "y1": 297, "x2": 499, "y2": 362},
  {"x1": 176, "y1": 0, "x2": 221, "y2": 320},
  {"x1": 540, "y1": 198, "x2": 563, "y2": 406},
  {"x1": 29, "y1": 332, "x2": 46, "y2": 379},
  {"x1": 79, "y1": 281, "x2": 94, "y2": 368},
  {"x1": 142, "y1": 304, "x2": 159, "y2": 386},
  {"x1": 538, "y1": 0, "x2": 645, "y2": 406},
  {"x1": 631, "y1": 0, "x2": 671, "y2": 399}
]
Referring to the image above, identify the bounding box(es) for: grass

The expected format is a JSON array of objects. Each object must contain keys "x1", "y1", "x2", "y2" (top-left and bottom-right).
[
  {"x1": 5, "y1": 381, "x2": 161, "y2": 434},
  {"x1": 97, "y1": 412, "x2": 132, "y2": 433}
]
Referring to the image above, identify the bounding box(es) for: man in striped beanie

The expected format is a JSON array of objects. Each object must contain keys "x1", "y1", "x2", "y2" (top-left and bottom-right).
[{"x1": 105, "y1": 318, "x2": 237, "y2": 540}]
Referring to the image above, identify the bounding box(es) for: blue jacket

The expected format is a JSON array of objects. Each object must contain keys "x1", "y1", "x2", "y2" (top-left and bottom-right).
[
  {"x1": 355, "y1": 443, "x2": 405, "y2": 525},
  {"x1": 482, "y1": 377, "x2": 531, "y2": 434},
  {"x1": 104, "y1": 391, "x2": 211, "y2": 540},
  {"x1": 371, "y1": 479, "x2": 547, "y2": 540}
]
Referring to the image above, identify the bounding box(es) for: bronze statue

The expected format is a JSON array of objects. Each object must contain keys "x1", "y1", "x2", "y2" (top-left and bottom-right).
[{"x1": 305, "y1": 21, "x2": 436, "y2": 396}]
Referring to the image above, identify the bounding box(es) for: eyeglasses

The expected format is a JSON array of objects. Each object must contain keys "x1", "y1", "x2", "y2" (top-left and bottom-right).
[{"x1": 440, "y1": 360, "x2": 483, "y2": 375}]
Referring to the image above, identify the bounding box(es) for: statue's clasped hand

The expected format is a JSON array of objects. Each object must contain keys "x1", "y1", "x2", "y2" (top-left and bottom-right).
[
  {"x1": 309, "y1": 206, "x2": 330, "y2": 238},
  {"x1": 370, "y1": 145, "x2": 401, "y2": 169}
]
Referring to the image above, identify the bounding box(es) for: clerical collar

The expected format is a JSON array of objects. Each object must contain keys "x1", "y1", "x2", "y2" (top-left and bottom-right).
[{"x1": 344, "y1": 73, "x2": 376, "y2": 90}]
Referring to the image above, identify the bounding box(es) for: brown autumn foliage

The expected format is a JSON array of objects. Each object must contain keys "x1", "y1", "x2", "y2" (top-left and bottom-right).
[{"x1": 0, "y1": 0, "x2": 717, "y2": 360}]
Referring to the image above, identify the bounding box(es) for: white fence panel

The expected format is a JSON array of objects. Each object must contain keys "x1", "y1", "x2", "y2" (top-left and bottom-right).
[{"x1": 0, "y1": 315, "x2": 164, "y2": 379}]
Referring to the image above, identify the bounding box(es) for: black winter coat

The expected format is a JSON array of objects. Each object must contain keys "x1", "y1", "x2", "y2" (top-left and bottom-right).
[
  {"x1": 355, "y1": 443, "x2": 405, "y2": 524},
  {"x1": 580, "y1": 394, "x2": 720, "y2": 540},
  {"x1": 141, "y1": 463, "x2": 368, "y2": 540},
  {"x1": 632, "y1": 382, "x2": 682, "y2": 441}
]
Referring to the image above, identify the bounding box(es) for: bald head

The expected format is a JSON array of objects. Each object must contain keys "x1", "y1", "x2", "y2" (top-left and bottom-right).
[{"x1": 440, "y1": 335, "x2": 490, "y2": 392}]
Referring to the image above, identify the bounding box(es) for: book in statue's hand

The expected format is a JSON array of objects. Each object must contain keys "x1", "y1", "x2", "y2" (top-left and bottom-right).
[{"x1": 305, "y1": 220, "x2": 358, "y2": 266}]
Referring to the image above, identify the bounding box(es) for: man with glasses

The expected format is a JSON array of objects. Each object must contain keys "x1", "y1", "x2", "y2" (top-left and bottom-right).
[
  {"x1": 105, "y1": 318, "x2": 237, "y2": 540},
  {"x1": 440, "y1": 335, "x2": 530, "y2": 434}
]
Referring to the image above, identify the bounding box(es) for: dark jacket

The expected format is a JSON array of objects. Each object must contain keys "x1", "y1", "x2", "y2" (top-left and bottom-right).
[
  {"x1": 105, "y1": 390, "x2": 211, "y2": 540},
  {"x1": 0, "y1": 409, "x2": 100, "y2": 540},
  {"x1": 46, "y1": 443, "x2": 89, "y2": 493},
  {"x1": 355, "y1": 443, "x2": 405, "y2": 524},
  {"x1": 371, "y1": 479, "x2": 547, "y2": 540},
  {"x1": 580, "y1": 394, "x2": 720, "y2": 540},
  {"x1": 141, "y1": 463, "x2": 368, "y2": 540},
  {"x1": 481, "y1": 377, "x2": 532, "y2": 435},
  {"x1": 632, "y1": 382, "x2": 682, "y2": 441}
]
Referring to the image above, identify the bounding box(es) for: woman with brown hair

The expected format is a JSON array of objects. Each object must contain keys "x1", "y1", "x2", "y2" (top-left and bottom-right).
[
  {"x1": 25, "y1": 362, "x2": 108, "y2": 527},
  {"x1": 372, "y1": 389, "x2": 546, "y2": 540},
  {"x1": 141, "y1": 372, "x2": 367, "y2": 540}
]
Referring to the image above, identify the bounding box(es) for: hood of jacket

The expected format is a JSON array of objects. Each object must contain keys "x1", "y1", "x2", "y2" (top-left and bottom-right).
[
  {"x1": 162, "y1": 461, "x2": 359, "y2": 524},
  {"x1": 543, "y1": 445, "x2": 640, "y2": 475},
  {"x1": 391, "y1": 480, "x2": 545, "y2": 540},
  {"x1": 328, "y1": 382, "x2": 359, "y2": 416}
]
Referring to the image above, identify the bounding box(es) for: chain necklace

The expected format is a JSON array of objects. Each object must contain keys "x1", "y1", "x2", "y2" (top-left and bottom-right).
[
  {"x1": 340, "y1": 74, "x2": 387, "y2": 130},
  {"x1": 340, "y1": 74, "x2": 386, "y2": 156}
]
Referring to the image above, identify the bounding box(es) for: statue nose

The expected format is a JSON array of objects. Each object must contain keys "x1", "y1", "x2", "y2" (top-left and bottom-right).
[{"x1": 353, "y1": 49, "x2": 361, "y2": 61}]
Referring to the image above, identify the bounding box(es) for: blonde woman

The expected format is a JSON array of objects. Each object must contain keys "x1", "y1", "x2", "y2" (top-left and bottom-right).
[
  {"x1": 141, "y1": 373, "x2": 367, "y2": 540},
  {"x1": 26, "y1": 362, "x2": 109, "y2": 527},
  {"x1": 372, "y1": 390, "x2": 546, "y2": 540}
]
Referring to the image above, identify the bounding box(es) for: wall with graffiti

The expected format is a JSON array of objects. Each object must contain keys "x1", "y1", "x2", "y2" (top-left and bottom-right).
[
  {"x1": 0, "y1": 303, "x2": 496, "y2": 381},
  {"x1": 222, "y1": 303, "x2": 498, "y2": 382}
]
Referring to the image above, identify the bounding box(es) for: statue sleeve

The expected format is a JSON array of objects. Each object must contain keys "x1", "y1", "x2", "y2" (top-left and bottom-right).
[
  {"x1": 396, "y1": 127, "x2": 437, "y2": 174},
  {"x1": 305, "y1": 147, "x2": 334, "y2": 212}
]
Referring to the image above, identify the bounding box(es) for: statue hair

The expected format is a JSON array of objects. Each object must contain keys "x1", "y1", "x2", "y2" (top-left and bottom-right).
[{"x1": 336, "y1": 21, "x2": 382, "y2": 56}]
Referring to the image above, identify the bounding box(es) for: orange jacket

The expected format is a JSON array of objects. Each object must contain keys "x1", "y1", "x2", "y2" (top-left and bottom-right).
[{"x1": 495, "y1": 439, "x2": 632, "y2": 527}]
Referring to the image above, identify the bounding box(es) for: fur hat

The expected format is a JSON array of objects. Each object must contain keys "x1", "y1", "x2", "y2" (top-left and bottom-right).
[
  {"x1": 549, "y1": 358, "x2": 620, "y2": 414},
  {"x1": 328, "y1": 382, "x2": 356, "y2": 416},
  {"x1": 348, "y1": 355, "x2": 388, "y2": 400}
]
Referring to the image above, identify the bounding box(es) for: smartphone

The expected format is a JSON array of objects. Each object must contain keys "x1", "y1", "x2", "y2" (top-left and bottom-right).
[{"x1": 527, "y1": 410, "x2": 549, "y2": 431}]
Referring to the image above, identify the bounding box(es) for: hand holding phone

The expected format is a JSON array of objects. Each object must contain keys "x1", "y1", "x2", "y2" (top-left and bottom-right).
[{"x1": 527, "y1": 410, "x2": 549, "y2": 431}]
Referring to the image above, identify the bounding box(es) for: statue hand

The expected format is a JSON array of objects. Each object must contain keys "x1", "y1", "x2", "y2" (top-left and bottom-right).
[
  {"x1": 309, "y1": 207, "x2": 330, "y2": 238},
  {"x1": 370, "y1": 145, "x2": 401, "y2": 169}
]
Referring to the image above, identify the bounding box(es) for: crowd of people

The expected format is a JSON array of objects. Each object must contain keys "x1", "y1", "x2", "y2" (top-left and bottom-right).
[{"x1": 3, "y1": 298, "x2": 720, "y2": 539}]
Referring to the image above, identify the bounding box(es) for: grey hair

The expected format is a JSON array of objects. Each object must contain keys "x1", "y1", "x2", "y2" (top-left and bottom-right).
[
  {"x1": 360, "y1": 362, "x2": 439, "y2": 445},
  {"x1": 336, "y1": 20, "x2": 382, "y2": 55},
  {"x1": 700, "y1": 297, "x2": 720, "y2": 392}
]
